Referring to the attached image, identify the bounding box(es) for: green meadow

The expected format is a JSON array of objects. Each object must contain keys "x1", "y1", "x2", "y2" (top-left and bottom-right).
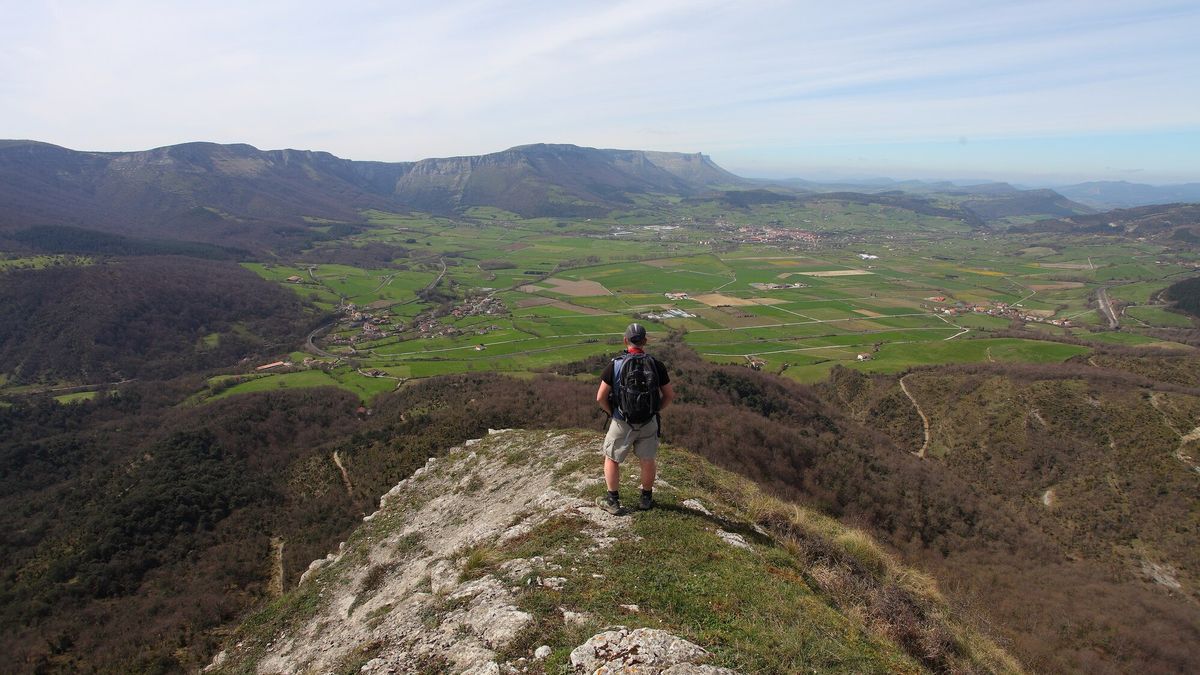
[{"x1": 222, "y1": 207, "x2": 1196, "y2": 402}]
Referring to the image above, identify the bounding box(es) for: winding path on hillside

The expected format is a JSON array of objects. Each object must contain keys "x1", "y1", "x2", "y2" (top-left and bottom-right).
[
  {"x1": 269, "y1": 537, "x2": 285, "y2": 597},
  {"x1": 332, "y1": 450, "x2": 355, "y2": 496},
  {"x1": 899, "y1": 374, "x2": 931, "y2": 459},
  {"x1": 1148, "y1": 393, "x2": 1200, "y2": 473},
  {"x1": 4, "y1": 378, "x2": 136, "y2": 397}
]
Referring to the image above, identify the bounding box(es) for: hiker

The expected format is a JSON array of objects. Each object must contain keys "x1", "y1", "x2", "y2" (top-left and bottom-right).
[{"x1": 595, "y1": 323, "x2": 674, "y2": 513}]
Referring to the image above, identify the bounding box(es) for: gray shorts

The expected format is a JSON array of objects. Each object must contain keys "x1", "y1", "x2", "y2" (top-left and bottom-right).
[{"x1": 602, "y1": 416, "x2": 659, "y2": 463}]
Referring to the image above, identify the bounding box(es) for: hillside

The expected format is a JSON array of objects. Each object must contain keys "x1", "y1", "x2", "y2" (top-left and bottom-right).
[
  {"x1": 0, "y1": 140, "x2": 1109, "y2": 253},
  {"x1": 820, "y1": 360, "x2": 1200, "y2": 672},
  {"x1": 208, "y1": 428, "x2": 1017, "y2": 674},
  {"x1": 955, "y1": 188, "x2": 1094, "y2": 223},
  {"x1": 762, "y1": 178, "x2": 1094, "y2": 225},
  {"x1": 0, "y1": 141, "x2": 743, "y2": 250},
  {"x1": 0, "y1": 141, "x2": 398, "y2": 251},
  {"x1": 1011, "y1": 202, "x2": 1200, "y2": 241},
  {"x1": 5, "y1": 343, "x2": 1200, "y2": 672},
  {"x1": 0, "y1": 256, "x2": 321, "y2": 383}
]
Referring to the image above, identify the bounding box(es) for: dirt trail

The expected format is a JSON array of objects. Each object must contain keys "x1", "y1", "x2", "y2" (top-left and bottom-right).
[
  {"x1": 269, "y1": 537, "x2": 285, "y2": 597},
  {"x1": 900, "y1": 375, "x2": 931, "y2": 459},
  {"x1": 332, "y1": 451, "x2": 354, "y2": 496},
  {"x1": 1148, "y1": 393, "x2": 1200, "y2": 472},
  {"x1": 1029, "y1": 408, "x2": 1047, "y2": 427}
]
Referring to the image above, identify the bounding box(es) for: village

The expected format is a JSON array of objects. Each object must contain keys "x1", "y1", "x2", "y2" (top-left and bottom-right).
[
  {"x1": 323, "y1": 304, "x2": 402, "y2": 346},
  {"x1": 730, "y1": 225, "x2": 821, "y2": 247},
  {"x1": 749, "y1": 281, "x2": 810, "y2": 290},
  {"x1": 924, "y1": 296, "x2": 1075, "y2": 328}
]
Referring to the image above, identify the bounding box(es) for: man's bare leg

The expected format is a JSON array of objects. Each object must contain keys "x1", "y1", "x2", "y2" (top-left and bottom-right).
[
  {"x1": 604, "y1": 457, "x2": 621, "y2": 492},
  {"x1": 640, "y1": 458, "x2": 656, "y2": 491}
]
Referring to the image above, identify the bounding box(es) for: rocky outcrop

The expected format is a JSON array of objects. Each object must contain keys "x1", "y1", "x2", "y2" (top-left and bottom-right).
[
  {"x1": 209, "y1": 429, "x2": 648, "y2": 673},
  {"x1": 569, "y1": 628, "x2": 735, "y2": 674},
  {"x1": 207, "y1": 428, "x2": 1019, "y2": 675}
]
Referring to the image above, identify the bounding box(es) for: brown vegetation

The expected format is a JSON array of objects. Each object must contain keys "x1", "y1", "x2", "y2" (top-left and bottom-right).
[
  {"x1": 0, "y1": 256, "x2": 322, "y2": 384},
  {"x1": 4, "y1": 339, "x2": 1200, "y2": 673}
]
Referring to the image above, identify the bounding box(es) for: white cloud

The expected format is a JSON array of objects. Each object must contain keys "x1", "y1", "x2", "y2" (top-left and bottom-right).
[{"x1": 1, "y1": 0, "x2": 1197, "y2": 178}]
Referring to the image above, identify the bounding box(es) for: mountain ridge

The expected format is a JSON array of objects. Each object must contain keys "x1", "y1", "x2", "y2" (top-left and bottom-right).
[
  {"x1": 0, "y1": 139, "x2": 1104, "y2": 253},
  {"x1": 207, "y1": 427, "x2": 1019, "y2": 674},
  {"x1": 0, "y1": 141, "x2": 741, "y2": 242},
  {"x1": 1054, "y1": 180, "x2": 1200, "y2": 210}
]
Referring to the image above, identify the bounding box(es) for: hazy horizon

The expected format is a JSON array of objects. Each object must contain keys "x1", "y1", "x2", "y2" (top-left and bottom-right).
[{"x1": 4, "y1": 0, "x2": 1198, "y2": 183}]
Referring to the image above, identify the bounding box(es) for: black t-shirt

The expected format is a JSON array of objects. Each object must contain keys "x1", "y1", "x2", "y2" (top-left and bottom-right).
[{"x1": 601, "y1": 351, "x2": 670, "y2": 387}]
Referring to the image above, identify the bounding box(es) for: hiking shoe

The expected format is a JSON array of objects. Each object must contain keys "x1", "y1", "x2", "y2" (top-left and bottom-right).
[
  {"x1": 638, "y1": 492, "x2": 656, "y2": 511},
  {"x1": 596, "y1": 494, "x2": 622, "y2": 515}
]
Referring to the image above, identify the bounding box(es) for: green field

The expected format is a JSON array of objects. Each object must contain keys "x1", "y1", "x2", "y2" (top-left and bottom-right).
[
  {"x1": 218, "y1": 208, "x2": 1196, "y2": 402},
  {"x1": 53, "y1": 390, "x2": 100, "y2": 404},
  {"x1": 208, "y1": 368, "x2": 398, "y2": 402},
  {"x1": 1123, "y1": 305, "x2": 1195, "y2": 328},
  {"x1": 1075, "y1": 331, "x2": 1166, "y2": 346}
]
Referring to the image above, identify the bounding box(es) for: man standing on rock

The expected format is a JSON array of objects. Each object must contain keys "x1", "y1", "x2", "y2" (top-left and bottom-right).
[{"x1": 595, "y1": 323, "x2": 673, "y2": 514}]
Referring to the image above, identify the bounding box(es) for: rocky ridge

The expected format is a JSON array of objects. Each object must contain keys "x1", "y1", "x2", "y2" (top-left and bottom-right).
[{"x1": 207, "y1": 429, "x2": 1020, "y2": 674}]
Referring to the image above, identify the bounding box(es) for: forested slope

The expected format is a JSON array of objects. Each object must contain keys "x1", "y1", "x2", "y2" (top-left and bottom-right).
[{"x1": 0, "y1": 257, "x2": 321, "y2": 384}]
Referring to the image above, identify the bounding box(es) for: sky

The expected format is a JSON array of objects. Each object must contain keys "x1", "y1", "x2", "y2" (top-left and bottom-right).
[{"x1": 2, "y1": 0, "x2": 1199, "y2": 184}]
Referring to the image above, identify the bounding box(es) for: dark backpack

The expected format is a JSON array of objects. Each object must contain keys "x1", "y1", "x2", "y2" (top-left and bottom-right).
[{"x1": 612, "y1": 353, "x2": 660, "y2": 424}]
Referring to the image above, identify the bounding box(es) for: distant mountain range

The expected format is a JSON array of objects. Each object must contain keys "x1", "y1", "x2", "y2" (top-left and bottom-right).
[
  {"x1": 775, "y1": 175, "x2": 1200, "y2": 211},
  {"x1": 0, "y1": 141, "x2": 740, "y2": 247},
  {"x1": 1052, "y1": 180, "x2": 1200, "y2": 210},
  {"x1": 7, "y1": 139, "x2": 1178, "y2": 253}
]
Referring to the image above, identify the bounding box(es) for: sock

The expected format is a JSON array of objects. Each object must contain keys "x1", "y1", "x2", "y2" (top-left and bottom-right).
[
  {"x1": 641, "y1": 488, "x2": 653, "y2": 497},
  {"x1": 608, "y1": 490, "x2": 619, "y2": 501}
]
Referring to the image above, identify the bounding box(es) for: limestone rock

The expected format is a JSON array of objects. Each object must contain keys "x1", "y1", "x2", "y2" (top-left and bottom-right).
[
  {"x1": 461, "y1": 662, "x2": 500, "y2": 675},
  {"x1": 561, "y1": 608, "x2": 593, "y2": 625},
  {"x1": 569, "y1": 627, "x2": 728, "y2": 673},
  {"x1": 716, "y1": 530, "x2": 751, "y2": 550},
  {"x1": 202, "y1": 650, "x2": 226, "y2": 672},
  {"x1": 540, "y1": 576, "x2": 567, "y2": 590}
]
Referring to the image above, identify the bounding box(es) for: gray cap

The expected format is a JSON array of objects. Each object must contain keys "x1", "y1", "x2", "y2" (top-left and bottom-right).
[{"x1": 624, "y1": 323, "x2": 647, "y2": 343}]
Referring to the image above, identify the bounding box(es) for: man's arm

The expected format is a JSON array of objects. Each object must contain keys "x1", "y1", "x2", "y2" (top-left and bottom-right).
[
  {"x1": 658, "y1": 383, "x2": 674, "y2": 410},
  {"x1": 596, "y1": 381, "x2": 613, "y2": 415}
]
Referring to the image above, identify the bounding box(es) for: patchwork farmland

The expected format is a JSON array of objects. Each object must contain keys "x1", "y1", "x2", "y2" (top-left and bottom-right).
[{"x1": 212, "y1": 207, "x2": 1198, "y2": 400}]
